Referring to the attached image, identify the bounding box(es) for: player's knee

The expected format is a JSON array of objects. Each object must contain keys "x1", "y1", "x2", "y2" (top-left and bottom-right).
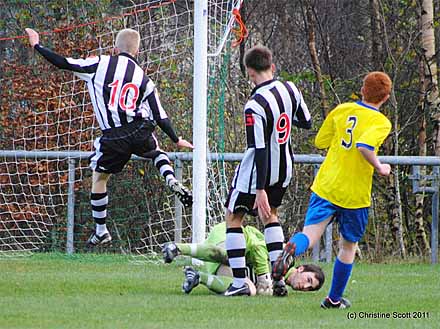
[
  {"x1": 92, "y1": 172, "x2": 111, "y2": 186},
  {"x1": 260, "y1": 213, "x2": 278, "y2": 226},
  {"x1": 339, "y1": 239, "x2": 357, "y2": 254},
  {"x1": 302, "y1": 229, "x2": 321, "y2": 249},
  {"x1": 225, "y1": 210, "x2": 244, "y2": 227}
]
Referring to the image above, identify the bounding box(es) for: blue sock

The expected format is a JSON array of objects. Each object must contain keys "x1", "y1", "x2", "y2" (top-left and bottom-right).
[
  {"x1": 328, "y1": 257, "x2": 353, "y2": 302},
  {"x1": 288, "y1": 232, "x2": 309, "y2": 257}
]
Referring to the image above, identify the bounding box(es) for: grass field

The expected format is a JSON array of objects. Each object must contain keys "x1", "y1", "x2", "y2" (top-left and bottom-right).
[{"x1": 0, "y1": 253, "x2": 438, "y2": 329}]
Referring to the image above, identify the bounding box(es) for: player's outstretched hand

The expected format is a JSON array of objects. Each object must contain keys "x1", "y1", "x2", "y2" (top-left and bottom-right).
[
  {"x1": 377, "y1": 163, "x2": 391, "y2": 176},
  {"x1": 254, "y1": 189, "x2": 271, "y2": 220},
  {"x1": 176, "y1": 138, "x2": 194, "y2": 149},
  {"x1": 25, "y1": 28, "x2": 39, "y2": 47}
]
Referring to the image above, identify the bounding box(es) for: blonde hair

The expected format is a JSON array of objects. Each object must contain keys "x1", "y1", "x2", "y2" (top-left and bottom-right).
[{"x1": 115, "y1": 29, "x2": 140, "y2": 55}]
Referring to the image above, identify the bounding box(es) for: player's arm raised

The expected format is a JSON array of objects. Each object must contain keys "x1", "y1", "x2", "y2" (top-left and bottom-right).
[{"x1": 25, "y1": 28, "x2": 99, "y2": 81}]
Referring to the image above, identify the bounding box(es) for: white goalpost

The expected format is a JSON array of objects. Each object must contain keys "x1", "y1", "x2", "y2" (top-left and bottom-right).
[
  {"x1": 192, "y1": 0, "x2": 244, "y2": 244},
  {"x1": 192, "y1": 0, "x2": 209, "y2": 244},
  {"x1": 0, "y1": 0, "x2": 245, "y2": 256}
]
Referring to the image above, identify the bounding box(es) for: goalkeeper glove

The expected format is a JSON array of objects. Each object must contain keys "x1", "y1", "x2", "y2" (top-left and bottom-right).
[{"x1": 256, "y1": 273, "x2": 273, "y2": 296}]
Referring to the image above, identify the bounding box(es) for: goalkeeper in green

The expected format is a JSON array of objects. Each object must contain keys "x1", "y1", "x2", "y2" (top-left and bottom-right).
[{"x1": 162, "y1": 222, "x2": 325, "y2": 295}]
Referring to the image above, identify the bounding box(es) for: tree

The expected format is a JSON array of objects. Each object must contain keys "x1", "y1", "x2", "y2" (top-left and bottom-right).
[
  {"x1": 421, "y1": 0, "x2": 440, "y2": 155},
  {"x1": 301, "y1": 0, "x2": 329, "y2": 118},
  {"x1": 416, "y1": 0, "x2": 438, "y2": 254},
  {"x1": 370, "y1": 0, "x2": 383, "y2": 69}
]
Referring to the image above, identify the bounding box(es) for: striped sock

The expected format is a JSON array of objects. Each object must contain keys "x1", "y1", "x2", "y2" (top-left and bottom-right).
[
  {"x1": 152, "y1": 151, "x2": 176, "y2": 187},
  {"x1": 225, "y1": 227, "x2": 246, "y2": 288},
  {"x1": 91, "y1": 192, "x2": 108, "y2": 233},
  {"x1": 264, "y1": 222, "x2": 284, "y2": 265}
]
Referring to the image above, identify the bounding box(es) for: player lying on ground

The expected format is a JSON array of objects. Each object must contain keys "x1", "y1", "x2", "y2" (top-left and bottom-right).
[
  {"x1": 25, "y1": 28, "x2": 193, "y2": 246},
  {"x1": 162, "y1": 222, "x2": 324, "y2": 295},
  {"x1": 272, "y1": 72, "x2": 392, "y2": 309}
]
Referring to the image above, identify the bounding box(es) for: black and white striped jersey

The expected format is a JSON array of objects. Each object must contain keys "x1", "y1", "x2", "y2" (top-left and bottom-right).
[
  {"x1": 34, "y1": 45, "x2": 179, "y2": 142},
  {"x1": 231, "y1": 79, "x2": 312, "y2": 194}
]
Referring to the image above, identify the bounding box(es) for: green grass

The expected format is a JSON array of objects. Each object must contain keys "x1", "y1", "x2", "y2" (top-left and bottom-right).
[{"x1": 0, "y1": 253, "x2": 439, "y2": 329}]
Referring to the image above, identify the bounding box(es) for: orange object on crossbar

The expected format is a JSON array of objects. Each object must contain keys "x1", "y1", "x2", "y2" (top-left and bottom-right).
[{"x1": 231, "y1": 8, "x2": 248, "y2": 47}]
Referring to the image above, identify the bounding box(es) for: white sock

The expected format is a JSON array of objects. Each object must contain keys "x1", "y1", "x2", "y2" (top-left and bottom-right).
[
  {"x1": 167, "y1": 177, "x2": 178, "y2": 187},
  {"x1": 96, "y1": 224, "x2": 108, "y2": 236}
]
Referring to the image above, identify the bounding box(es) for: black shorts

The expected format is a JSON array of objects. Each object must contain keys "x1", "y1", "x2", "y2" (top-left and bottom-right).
[
  {"x1": 89, "y1": 119, "x2": 157, "y2": 174},
  {"x1": 224, "y1": 186, "x2": 287, "y2": 215}
]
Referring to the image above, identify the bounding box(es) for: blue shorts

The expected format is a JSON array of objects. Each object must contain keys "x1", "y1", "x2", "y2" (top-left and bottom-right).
[{"x1": 304, "y1": 193, "x2": 369, "y2": 243}]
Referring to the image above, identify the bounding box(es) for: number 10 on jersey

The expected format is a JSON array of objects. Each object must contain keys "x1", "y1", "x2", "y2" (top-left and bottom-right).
[{"x1": 108, "y1": 80, "x2": 139, "y2": 111}]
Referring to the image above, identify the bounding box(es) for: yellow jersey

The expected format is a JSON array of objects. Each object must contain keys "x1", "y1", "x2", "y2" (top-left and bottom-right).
[{"x1": 311, "y1": 101, "x2": 391, "y2": 208}]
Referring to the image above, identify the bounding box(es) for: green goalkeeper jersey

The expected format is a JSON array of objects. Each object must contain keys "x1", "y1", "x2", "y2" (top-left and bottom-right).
[{"x1": 203, "y1": 222, "x2": 270, "y2": 276}]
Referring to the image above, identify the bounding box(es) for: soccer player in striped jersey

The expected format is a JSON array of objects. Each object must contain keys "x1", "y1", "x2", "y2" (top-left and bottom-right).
[
  {"x1": 25, "y1": 28, "x2": 193, "y2": 246},
  {"x1": 162, "y1": 222, "x2": 325, "y2": 295},
  {"x1": 223, "y1": 46, "x2": 312, "y2": 297},
  {"x1": 272, "y1": 72, "x2": 392, "y2": 309}
]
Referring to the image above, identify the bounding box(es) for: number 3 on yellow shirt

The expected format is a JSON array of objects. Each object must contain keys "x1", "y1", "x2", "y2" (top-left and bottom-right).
[{"x1": 341, "y1": 116, "x2": 357, "y2": 149}]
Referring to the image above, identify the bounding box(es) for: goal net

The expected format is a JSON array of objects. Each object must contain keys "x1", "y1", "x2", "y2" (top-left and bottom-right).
[{"x1": 0, "y1": 0, "x2": 244, "y2": 257}]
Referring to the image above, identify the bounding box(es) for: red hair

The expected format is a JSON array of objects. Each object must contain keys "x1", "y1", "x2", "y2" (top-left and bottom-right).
[{"x1": 362, "y1": 71, "x2": 392, "y2": 103}]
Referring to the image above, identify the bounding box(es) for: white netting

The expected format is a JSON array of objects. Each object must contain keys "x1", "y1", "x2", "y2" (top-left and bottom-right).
[
  {"x1": 133, "y1": 0, "x2": 244, "y2": 262},
  {"x1": 0, "y1": 0, "x2": 243, "y2": 257}
]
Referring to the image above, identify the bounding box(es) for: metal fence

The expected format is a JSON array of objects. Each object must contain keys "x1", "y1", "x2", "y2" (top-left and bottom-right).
[{"x1": 1, "y1": 150, "x2": 439, "y2": 263}]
